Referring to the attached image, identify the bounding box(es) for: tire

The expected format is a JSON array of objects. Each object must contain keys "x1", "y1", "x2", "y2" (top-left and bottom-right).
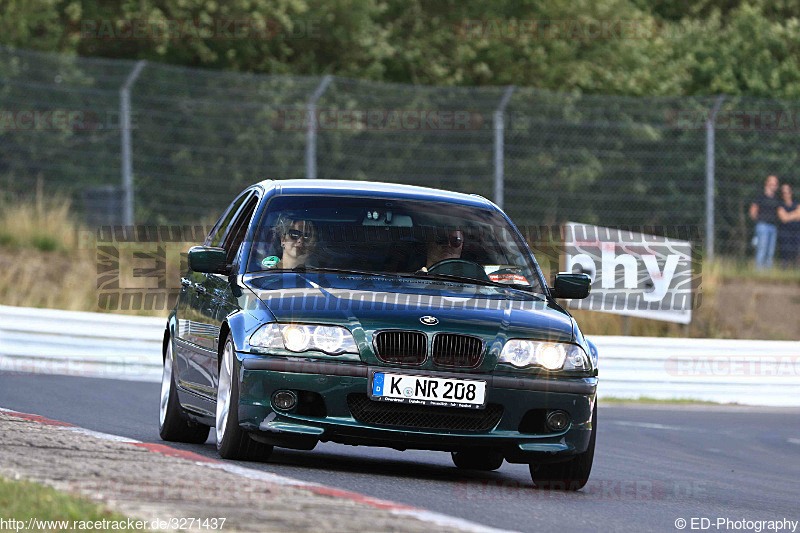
[
  {"x1": 529, "y1": 404, "x2": 597, "y2": 491},
  {"x1": 451, "y1": 450, "x2": 504, "y2": 471},
  {"x1": 159, "y1": 340, "x2": 210, "y2": 444},
  {"x1": 215, "y1": 333, "x2": 273, "y2": 461}
]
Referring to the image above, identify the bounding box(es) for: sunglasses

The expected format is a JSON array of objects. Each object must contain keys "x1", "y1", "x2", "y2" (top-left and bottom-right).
[
  {"x1": 285, "y1": 229, "x2": 314, "y2": 241},
  {"x1": 434, "y1": 234, "x2": 463, "y2": 248}
]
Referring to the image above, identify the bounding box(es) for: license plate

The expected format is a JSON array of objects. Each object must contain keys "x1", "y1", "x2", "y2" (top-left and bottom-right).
[{"x1": 370, "y1": 372, "x2": 486, "y2": 409}]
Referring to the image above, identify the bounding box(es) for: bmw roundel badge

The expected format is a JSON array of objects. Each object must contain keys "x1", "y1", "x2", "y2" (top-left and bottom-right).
[{"x1": 419, "y1": 315, "x2": 439, "y2": 326}]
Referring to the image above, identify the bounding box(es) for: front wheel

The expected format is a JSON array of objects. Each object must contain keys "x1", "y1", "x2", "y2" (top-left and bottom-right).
[
  {"x1": 529, "y1": 404, "x2": 597, "y2": 491},
  {"x1": 159, "y1": 340, "x2": 210, "y2": 444},
  {"x1": 215, "y1": 333, "x2": 273, "y2": 461}
]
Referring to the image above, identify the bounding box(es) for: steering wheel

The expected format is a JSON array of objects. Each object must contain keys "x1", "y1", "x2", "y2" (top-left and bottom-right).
[{"x1": 427, "y1": 259, "x2": 491, "y2": 282}]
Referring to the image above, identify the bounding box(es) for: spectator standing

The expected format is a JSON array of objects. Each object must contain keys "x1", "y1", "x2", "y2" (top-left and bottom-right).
[
  {"x1": 749, "y1": 175, "x2": 781, "y2": 269},
  {"x1": 777, "y1": 183, "x2": 800, "y2": 267}
]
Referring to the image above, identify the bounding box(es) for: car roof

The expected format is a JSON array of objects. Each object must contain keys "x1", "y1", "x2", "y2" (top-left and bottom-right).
[{"x1": 254, "y1": 179, "x2": 497, "y2": 210}]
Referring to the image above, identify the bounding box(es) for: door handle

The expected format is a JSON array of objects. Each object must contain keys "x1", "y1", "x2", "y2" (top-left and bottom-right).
[{"x1": 195, "y1": 285, "x2": 207, "y2": 295}]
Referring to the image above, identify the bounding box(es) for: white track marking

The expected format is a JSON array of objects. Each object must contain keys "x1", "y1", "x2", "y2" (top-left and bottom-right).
[
  {"x1": 203, "y1": 462, "x2": 316, "y2": 487},
  {"x1": 63, "y1": 427, "x2": 141, "y2": 443}
]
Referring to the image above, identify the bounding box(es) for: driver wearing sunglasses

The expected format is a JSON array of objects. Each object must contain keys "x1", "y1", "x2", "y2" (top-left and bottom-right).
[
  {"x1": 277, "y1": 219, "x2": 317, "y2": 269},
  {"x1": 425, "y1": 228, "x2": 464, "y2": 268}
]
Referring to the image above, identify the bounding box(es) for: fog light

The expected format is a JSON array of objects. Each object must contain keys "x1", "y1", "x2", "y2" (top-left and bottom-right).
[
  {"x1": 546, "y1": 411, "x2": 570, "y2": 431},
  {"x1": 273, "y1": 390, "x2": 297, "y2": 411}
]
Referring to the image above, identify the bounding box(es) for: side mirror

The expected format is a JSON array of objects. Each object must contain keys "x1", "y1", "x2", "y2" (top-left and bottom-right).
[
  {"x1": 550, "y1": 273, "x2": 591, "y2": 300},
  {"x1": 188, "y1": 246, "x2": 229, "y2": 274}
]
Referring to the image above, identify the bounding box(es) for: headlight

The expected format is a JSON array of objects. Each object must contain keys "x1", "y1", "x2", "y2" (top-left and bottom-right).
[
  {"x1": 283, "y1": 325, "x2": 311, "y2": 352},
  {"x1": 249, "y1": 323, "x2": 283, "y2": 349},
  {"x1": 313, "y1": 326, "x2": 347, "y2": 353},
  {"x1": 499, "y1": 340, "x2": 589, "y2": 371},
  {"x1": 249, "y1": 323, "x2": 358, "y2": 355}
]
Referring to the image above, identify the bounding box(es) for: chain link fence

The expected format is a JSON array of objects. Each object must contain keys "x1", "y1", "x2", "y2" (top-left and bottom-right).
[{"x1": 2, "y1": 46, "x2": 799, "y2": 257}]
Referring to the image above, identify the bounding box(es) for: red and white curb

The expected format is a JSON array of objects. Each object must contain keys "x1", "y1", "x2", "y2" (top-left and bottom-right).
[{"x1": 0, "y1": 407, "x2": 513, "y2": 533}]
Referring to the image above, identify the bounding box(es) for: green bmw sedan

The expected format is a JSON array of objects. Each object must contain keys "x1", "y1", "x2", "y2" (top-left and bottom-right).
[{"x1": 159, "y1": 179, "x2": 597, "y2": 489}]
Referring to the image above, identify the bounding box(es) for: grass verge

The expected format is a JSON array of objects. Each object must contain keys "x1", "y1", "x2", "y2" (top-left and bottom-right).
[
  {"x1": 0, "y1": 187, "x2": 79, "y2": 254},
  {"x1": 708, "y1": 256, "x2": 800, "y2": 283},
  {"x1": 0, "y1": 477, "x2": 149, "y2": 531}
]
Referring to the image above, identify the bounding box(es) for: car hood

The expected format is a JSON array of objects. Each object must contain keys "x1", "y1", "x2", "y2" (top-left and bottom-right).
[{"x1": 244, "y1": 273, "x2": 573, "y2": 351}]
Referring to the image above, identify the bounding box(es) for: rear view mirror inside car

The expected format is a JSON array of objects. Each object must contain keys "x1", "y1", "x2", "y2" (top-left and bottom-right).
[{"x1": 361, "y1": 210, "x2": 413, "y2": 226}]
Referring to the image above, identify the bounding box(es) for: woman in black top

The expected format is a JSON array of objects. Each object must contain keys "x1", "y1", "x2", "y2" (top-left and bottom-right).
[
  {"x1": 777, "y1": 184, "x2": 800, "y2": 266},
  {"x1": 749, "y1": 175, "x2": 781, "y2": 269}
]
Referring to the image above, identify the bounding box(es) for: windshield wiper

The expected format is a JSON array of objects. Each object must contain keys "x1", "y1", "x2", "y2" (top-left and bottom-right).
[
  {"x1": 260, "y1": 267, "x2": 540, "y2": 295},
  {"x1": 287, "y1": 266, "x2": 404, "y2": 277},
  {"x1": 299, "y1": 268, "x2": 527, "y2": 292}
]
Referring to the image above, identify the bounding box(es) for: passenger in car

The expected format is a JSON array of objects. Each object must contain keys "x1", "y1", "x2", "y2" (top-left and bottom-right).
[{"x1": 275, "y1": 218, "x2": 317, "y2": 269}]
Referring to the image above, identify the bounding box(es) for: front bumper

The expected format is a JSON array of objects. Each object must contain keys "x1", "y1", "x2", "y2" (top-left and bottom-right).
[{"x1": 237, "y1": 353, "x2": 597, "y2": 463}]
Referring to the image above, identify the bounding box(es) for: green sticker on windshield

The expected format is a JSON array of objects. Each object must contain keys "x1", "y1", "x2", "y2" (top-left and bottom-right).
[{"x1": 262, "y1": 256, "x2": 280, "y2": 268}]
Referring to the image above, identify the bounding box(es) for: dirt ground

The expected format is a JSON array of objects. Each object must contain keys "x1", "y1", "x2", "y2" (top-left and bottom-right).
[{"x1": 709, "y1": 279, "x2": 800, "y2": 340}]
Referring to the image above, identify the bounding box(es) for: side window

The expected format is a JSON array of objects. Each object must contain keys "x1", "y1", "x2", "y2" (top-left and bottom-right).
[
  {"x1": 205, "y1": 192, "x2": 251, "y2": 247},
  {"x1": 221, "y1": 195, "x2": 259, "y2": 265}
]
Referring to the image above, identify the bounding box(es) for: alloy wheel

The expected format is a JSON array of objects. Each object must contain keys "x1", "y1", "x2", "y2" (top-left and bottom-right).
[
  {"x1": 216, "y1": 340, "x2": 233, "y2": 442},
  {"x1": 159, "y1": 345, "x2": 173, "y2": 427}
]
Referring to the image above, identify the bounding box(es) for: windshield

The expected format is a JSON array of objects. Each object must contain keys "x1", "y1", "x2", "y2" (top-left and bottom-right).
[{"x1": 247, "y1": 195, "x2": 544, "y2": 293}]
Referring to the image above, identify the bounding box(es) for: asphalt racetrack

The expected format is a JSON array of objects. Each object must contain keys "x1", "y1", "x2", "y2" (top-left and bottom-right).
[{"x1": 2, "y1": 372, "x2": 798, "y2": 532}]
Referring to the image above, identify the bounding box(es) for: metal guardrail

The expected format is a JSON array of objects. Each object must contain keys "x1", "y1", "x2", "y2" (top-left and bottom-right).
[
  {"x1": 593, "y1": 336, "x2": 800, "y2": 406},
  {"x1": 1, "y1": 305, "x2": 798, "y2": 405},
  {"x1": 0, "y1": 305, "x2": 164, "y2": 382}
]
